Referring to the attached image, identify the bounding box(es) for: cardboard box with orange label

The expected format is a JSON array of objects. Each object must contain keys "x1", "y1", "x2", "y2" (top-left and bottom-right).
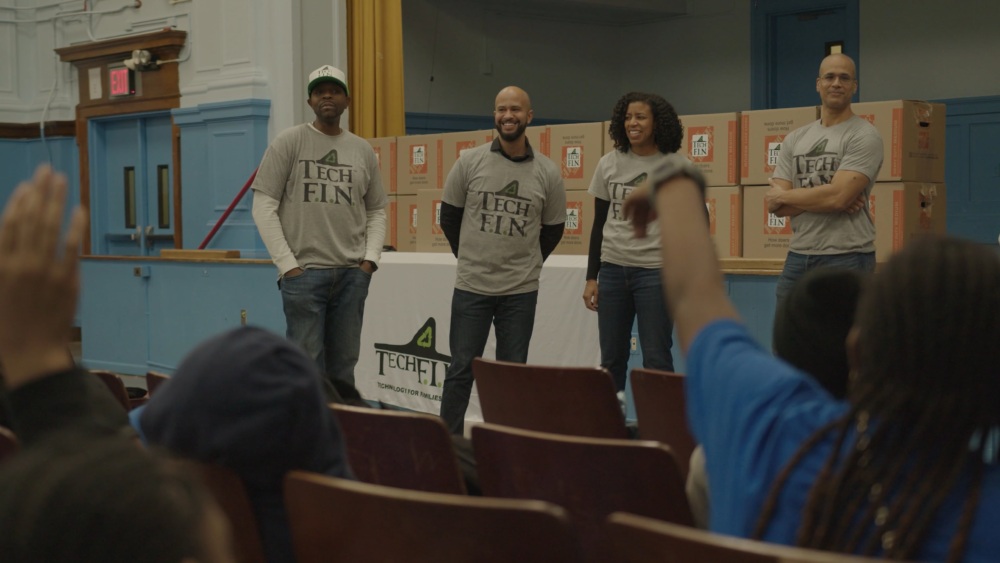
[
  {"x1": 385, "y1": 196, "x2": 397, "y2": 250},
  {"x1": 681, "y1": 113, "x2": 741, "y2": 187},
  {"x1": 852, "y1": 100, "x2": 946, "y2": 183},
  {"x1": 869, "y1": 183, "x2": 947, "y2": 261},
  {"x1": 553, "y1": 190, "x2": 595, "y2": 255},
  {"x1": 741, "y1": 185, "x2": 793, "y2": 260},
  {"x1": 365, "y1": 136, "x2": 397, "y2": 194},
  {"x1": 740, "y1": 106, "x2": 819, "y2": 186},
  {"x1": 526, "y1": 122, "x2": 605, "y2": 190},
  {"x1": 396, "y1": 134, "x2": 439, "y2": 196},
  {"x1": 705, "y1": 186, "x2": 743, "y2": 258},
  {"x1": 438, "y1": 130, "x2": 494, "y2": 188},
  {"x1": 394, "y1": 194, "x2": 418, "y2": 252},
  {"x1": 414, "y1": 189, "x2": 450, "y2": 253}
]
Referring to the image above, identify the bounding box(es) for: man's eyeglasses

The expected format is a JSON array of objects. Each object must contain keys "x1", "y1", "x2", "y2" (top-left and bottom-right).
[{"x1": 819, "y1": 73, "x2": 855, "y2": 84}]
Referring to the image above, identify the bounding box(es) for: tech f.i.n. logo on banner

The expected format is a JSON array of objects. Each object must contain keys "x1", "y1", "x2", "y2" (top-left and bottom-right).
[{"x1": 373, "y1": 318, "x2": 451, "y2": 389}]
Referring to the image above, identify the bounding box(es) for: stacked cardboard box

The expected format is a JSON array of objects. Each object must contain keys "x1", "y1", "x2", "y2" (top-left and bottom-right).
[
  {"x1": 365, "y1": 136, "x2": 397, "y2": 194},
  {"x1": 552, "y1": 190, "x2": 595, "y2": 256},
  {"x1": 740, "y1": 101, "x2": 947, "y2": 261},
  {"x1": 414, "y1": 189, "x2": 449, "y2": 253},
  {"x1": 740, "y1": 106, "x2": 820, "y2": 187},
  {"x1": 395, "y1": 194, "x2": 418, "y2": 252},
  {"x1": 526, "y1": 122, "x2": 605, "y2": 191},
  {"x1": 852, "y1": 100, "x2": 946, "y2": 183}
]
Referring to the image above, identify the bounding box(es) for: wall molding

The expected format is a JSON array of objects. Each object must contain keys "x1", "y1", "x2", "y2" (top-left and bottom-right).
[{"x1": 0, "y1": 121, "x2": 75, "y2": 139}]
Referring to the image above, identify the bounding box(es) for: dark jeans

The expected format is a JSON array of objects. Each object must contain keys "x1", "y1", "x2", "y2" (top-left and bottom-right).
[
  {"x1": 597, "y1": 263, "x2": 674, "y2": 391},
  {"x1": 439, "y1": 288, "x2": 538, "y2": 435},
  {"x1": 775, "y1": 251, "x2": 875, "y2": 306},
  {"x1": 279, "y1": 267, "x2": 371, "y2": 387}
]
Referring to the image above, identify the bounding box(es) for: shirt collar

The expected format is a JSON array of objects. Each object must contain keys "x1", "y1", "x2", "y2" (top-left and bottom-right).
[{"x1": 490, "y1": 137, "x2": 534, "y2": 162}]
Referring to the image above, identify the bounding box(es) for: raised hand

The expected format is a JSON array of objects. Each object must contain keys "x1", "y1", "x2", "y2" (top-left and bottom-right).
[{"x1": 0, "y1": 165, "x2": 87, "y2": 389}]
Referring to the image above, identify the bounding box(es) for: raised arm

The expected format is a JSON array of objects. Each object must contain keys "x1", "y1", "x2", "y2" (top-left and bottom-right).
[{"x1": 622, "y1": 155, "x2": 740, "y2": 352}]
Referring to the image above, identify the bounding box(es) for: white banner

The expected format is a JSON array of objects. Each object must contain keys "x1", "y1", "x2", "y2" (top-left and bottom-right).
[{"x1": 356, "y1": 253, "x2": 600, "y2": 427}]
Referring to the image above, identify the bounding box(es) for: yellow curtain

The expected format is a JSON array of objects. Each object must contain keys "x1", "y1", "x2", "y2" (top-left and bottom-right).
[{"x1": 347, "y1": 0, "x2": 406, "y2": 138}]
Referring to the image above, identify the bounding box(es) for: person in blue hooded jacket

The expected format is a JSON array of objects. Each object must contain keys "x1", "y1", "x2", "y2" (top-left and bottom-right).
[{"x1": 131, "y1": 326, "x2": 354, "y2": 563}]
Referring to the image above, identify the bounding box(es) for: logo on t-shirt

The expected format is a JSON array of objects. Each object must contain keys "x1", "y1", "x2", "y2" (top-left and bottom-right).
[
  {"x1": 373, "y1": 318, "x2": 451, "y2": 391},
  {"x1": 478, "y1": 181, "x2": 532, "y2": 238},
  {"x1": 792, "y1": 138, "x2": 840, "y2": 188},
  {"x1": 300, "y1": 150, "x2": 355, "y2": 205},
  {"x1": 609, "y1": 173, "x2": 646, "y2": 221}
]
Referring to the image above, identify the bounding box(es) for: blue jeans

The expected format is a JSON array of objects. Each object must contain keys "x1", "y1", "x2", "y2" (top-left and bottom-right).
[
  {"x1": 776, "y1": 251, "x2": 875, "y2": 306},
  {"x1": 439, "y1": 288, "x2": 538, "y2": 435},
  {"x1": 279, "y1": 267, "x2": 371, "y2": 387},
  {"x1": 597, "y1": 263, "x2": 674, "y2": 391}
]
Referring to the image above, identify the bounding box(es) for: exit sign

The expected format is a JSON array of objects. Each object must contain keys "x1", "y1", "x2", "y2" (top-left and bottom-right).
[{"x1": 108, "y1": 66, "x2": 135, "y2": 97}]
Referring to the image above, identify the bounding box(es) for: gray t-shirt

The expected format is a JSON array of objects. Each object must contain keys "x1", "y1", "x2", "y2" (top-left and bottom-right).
[
  {"x1": 442, "y1": 142, "x2": 566, "y2": 295},
  {"x1": 772, "y1": 115, "x2": 883, "y2": 255},
  {"x1": 252, "y1": 124, "x2": 388, "y2": 268},
  {"x1": 588, "y1": 149, "x2": 671, "y2": 268}
]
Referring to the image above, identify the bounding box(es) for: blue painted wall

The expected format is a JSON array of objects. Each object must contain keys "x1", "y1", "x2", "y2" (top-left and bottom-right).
[
  {"x1": 0, "y1": 136, "x2": 79, "y2": 219},
  {"x1": 80, "y1": 259, "x2": 284, "y2": 374},
  {"x1": 173, "y1": 99, "x2": 272, "y2": 255}
]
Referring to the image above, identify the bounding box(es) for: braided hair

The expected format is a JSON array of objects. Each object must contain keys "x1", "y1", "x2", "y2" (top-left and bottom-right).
[
  {"x1": 754, "y1": 236, "x2": 1000, "y2": 562},
  {"x1": 608, "y1": 92, "x2": 683, "y2": 155}
]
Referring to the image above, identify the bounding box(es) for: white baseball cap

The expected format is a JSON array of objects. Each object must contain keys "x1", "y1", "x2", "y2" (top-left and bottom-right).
[{"x1": 307, "y1": 65, "x2": 349, "y2": 96}]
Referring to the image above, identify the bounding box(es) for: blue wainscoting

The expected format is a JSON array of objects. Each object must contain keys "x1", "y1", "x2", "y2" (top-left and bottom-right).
[
  {"x1": 622, "y1": 274, "x2": 777, "y2": 421},
  {"x1": 938, "y1": 95, "x2": 1000, "y2": 244},
  {"x1": 80, "y1": 258, "x2": 284, "y2": 374},
  {"x1": 0, "y1": 136, "x2": 79, "y2": 211},
  {"x1": 173, "y1": 99, "x2": 272, "y2": 255}
]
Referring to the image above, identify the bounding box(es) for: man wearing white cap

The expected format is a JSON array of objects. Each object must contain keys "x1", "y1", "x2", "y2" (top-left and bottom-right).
[{"x1": 251, "y1": 64, "x2": 388, "y2": 389}]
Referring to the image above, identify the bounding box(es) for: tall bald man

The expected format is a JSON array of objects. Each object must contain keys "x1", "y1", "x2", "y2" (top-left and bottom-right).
[
  {"x1": 764, "y1": 53, "x2": 883, "y2": 305},
  {"x1": 438, "y1": 86, "x2": 567, "y2": 434}
]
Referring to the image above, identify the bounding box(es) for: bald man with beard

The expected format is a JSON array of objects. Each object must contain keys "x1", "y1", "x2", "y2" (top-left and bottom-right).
[
  {"x1": 764, "y1": 53, "x2": 883, "y2": 306},
  {"x1": 438, "y1": 86, "x2": 567, "y2": 435}
]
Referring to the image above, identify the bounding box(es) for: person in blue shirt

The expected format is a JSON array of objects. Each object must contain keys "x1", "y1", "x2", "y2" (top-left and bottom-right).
[{"x1": 623, "y1": 153, "x2": 1000, "y2": 562}]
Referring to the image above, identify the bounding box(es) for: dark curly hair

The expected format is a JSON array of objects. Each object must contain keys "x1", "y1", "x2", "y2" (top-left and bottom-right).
[{"x1": 608, "y1": 92, "x2": 683, "y2": 154}]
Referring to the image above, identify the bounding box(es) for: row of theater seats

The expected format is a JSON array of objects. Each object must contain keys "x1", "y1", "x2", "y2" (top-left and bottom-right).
[
  {"x1": 213, "y1": 359, "x2": 885, "y2": 563},
  {"x1": 37, "y1": 361, "x2": 885, "y2": 562}
]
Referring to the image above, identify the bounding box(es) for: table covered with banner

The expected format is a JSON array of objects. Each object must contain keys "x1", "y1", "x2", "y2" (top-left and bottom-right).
[{"x1": 355, "y1": 252, "x2": 601, "y2": 428}]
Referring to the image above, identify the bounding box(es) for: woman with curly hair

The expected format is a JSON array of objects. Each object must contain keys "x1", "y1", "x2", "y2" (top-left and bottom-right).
[{"x1": 583, "y1": 92, "x2": 684, "y2": 393}]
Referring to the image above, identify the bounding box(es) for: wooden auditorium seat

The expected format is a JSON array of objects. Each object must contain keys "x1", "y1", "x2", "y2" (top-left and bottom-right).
[
  {"x1": 145, "y1": 370, "x2": 170, "y2": 397},
  {"x1": 188, "y1": 461, "x2": 267, "y2": 563},
  {"x1": 330, "y1": 404, "x2": 467, "y2": 494},
  {"x1": 472, "y1": 357, "x2": 629, "y2": 439},
  {"x1": 284, "y1": 470, "x2": 582, "y2": 563},
  {"x1": 90, "y1": 369, "x2": 132, "y2": 411},
  {"x1": 472, "y1": 423, "x2": 693, "y2": 563},
  {"x1": 606, "y1": 512, "x2": 890, "y2": 563},
  {"x1": 629, "y1": 368, "x2": 697, "y2": 479}
]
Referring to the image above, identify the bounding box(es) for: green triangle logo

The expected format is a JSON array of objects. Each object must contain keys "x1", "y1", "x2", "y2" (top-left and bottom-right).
[
  {"x1": 624, "y1": 173, "x2": 647, "y2": 187},
  {"x1": 497, "y1": 181, "x2": 520, "y2": 197},
  {"x1": 319, "y1": 150, "x2": 340, "y2": 166},
  {"x1": 805, "y1": 139, "x2": 829, "y2": 157},
  {"x1": 416, "y1": 326, "x2": 433, "y2": 348}
]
